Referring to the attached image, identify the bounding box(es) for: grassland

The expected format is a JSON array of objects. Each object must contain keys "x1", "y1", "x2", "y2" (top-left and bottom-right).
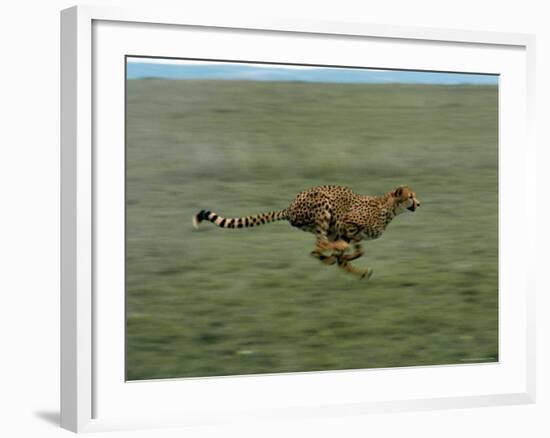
[{"x1": 126, "y1": 79, "x2": 498, "y2": 380}]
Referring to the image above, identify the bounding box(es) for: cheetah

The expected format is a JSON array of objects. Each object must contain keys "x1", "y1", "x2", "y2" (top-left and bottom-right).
[{"x1": 192, "y1": 185, "x2": 420, "y2": 279}]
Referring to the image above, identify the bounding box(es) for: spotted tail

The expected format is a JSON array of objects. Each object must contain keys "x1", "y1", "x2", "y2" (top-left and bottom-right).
[{"x1": 192, "y1": 208, "x2": 288, "y2": 229}]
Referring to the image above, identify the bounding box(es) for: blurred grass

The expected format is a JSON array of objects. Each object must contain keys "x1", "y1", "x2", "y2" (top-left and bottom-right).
[{"x1": 126, "y1": 79, "x2": 498, "y2": 380}]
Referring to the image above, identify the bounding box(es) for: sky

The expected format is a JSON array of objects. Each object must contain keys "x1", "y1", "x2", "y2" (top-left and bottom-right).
[{"x1": 126, "y1": 57, "x2": 498, "y2": 85}]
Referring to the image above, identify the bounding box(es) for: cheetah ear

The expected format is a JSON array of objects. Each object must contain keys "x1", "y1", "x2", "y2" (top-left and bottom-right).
[{"x1": 393, "y1": 187, "x2": 403, "y2": 198}]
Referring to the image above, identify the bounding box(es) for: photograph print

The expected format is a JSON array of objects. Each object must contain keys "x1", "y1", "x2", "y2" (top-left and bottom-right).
[{"x1": 125, "y1": 57, "x2": 498, "y2": 380}]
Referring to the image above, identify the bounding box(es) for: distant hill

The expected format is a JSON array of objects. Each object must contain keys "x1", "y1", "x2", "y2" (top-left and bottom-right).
[{"x1": 126, "y1": 62, "x2": 498, "y2": 85}]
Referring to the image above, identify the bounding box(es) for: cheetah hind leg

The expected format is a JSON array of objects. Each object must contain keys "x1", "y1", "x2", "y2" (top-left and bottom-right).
[
  {"x1": 310, "y1": 238, "x2": 349, "y2": 265},
  {"x1": 319, "y1": 243, "x2": 364, "y2": 268},
  {"x1": 310, "y1": 252, "x2": 338, "y2": 265},
  {"x1": 314, "y1": 239, "x2": 349, "y2": 252}
]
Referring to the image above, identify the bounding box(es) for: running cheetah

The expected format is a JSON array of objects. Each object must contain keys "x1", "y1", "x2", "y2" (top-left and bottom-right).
[{"x1": 192, "y1": 185, "x2": 420, "y2": 279}]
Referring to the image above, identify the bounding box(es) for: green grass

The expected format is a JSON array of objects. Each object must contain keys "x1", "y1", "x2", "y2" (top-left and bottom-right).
[{"x1": 126, "y1": 80, "x2": 498, "y2": 380}]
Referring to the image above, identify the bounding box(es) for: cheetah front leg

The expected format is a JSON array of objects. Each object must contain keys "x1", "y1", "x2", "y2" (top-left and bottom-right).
[
  {"x1": 337, "y1": 259, "x2": 373, "y2": 279},
  {"x1": 335, "y1": 242, "x2": 372, "y2": 280},
  {"x1": 340, "y1": 242, "x2": 364, "y2": 262}
]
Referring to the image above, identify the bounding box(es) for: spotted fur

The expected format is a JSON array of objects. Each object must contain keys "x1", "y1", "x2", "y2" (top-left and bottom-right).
[{"x1": 193, "y1": 185, "x2": 420, "y2": 278}]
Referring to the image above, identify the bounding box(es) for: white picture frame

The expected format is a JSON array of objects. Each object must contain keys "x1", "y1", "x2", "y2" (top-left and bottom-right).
[{"x1": 60, "y1": 4, "x2": 536, "y2": 433}]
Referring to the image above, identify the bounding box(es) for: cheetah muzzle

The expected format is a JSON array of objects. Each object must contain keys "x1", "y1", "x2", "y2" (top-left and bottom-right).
[{"x1": 193, "y1": 185, "x2": 420, "y2": 279}]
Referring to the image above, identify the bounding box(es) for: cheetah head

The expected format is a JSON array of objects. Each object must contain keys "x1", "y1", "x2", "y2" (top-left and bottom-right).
[{"x1": 391, "y1": 186, "x2": 421, "y2": 214}]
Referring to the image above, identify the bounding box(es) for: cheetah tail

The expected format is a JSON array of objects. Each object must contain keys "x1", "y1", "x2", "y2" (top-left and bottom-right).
[{"x1": 192, "y1": 209, "x2": 288, "y2": 230}]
